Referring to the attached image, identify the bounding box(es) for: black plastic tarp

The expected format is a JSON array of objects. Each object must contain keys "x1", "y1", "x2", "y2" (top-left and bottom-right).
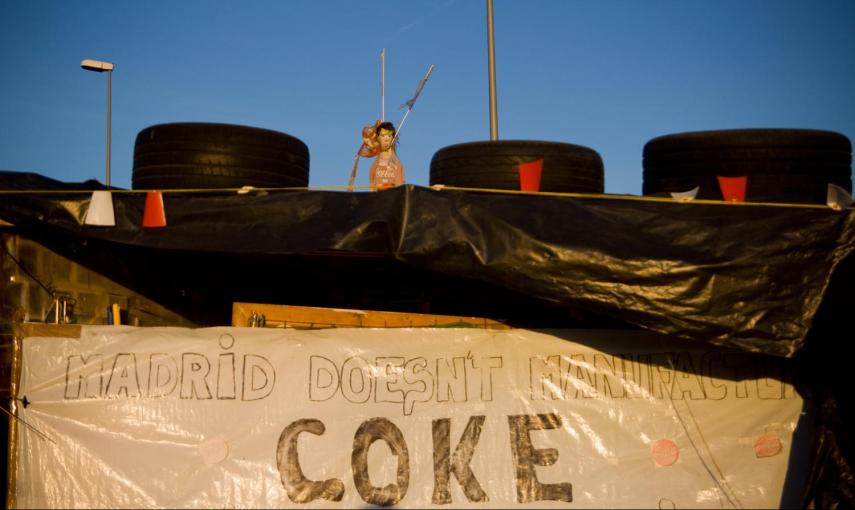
[{"x1": 1, "y1": 170, "x2": 854, "y2": 358}]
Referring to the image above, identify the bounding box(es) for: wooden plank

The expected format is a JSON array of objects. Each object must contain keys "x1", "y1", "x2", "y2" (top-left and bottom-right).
[
  {"x1": 232, "y1": 302, "x2": 510, "y2": 329},
  {"x1": 17, "y1": 323, "x2": 82, "y2": 339}
]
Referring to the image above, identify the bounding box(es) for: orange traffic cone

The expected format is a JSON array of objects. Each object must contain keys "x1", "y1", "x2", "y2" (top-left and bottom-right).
[
  {"x1": 143, "y1": 191, "x2": 167, "y2": 227},
  {"x1": 519, "y1": 159, "x2": 544, "y2": 192},
  {"x1": 717, "y1": 176, "x2": 747, "y2": 202},
  {"x1": 84, "y1": 190, "x2": 116, "y2": 226}
]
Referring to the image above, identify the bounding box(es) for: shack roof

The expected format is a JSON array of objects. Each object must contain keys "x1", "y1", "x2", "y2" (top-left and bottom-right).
[{"x1": 1, "y1": 170, "x2": 853, "y2": 358}]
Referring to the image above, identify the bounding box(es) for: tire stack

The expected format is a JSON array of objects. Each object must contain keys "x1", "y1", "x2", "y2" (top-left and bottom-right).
[
  {"x1": 132, "y1": 122, "x2": 309, "y2": 190},
  {"x1": 430, "y1": 140, "x2": 604, "y2": 193},
  {"x1": 642, "y1": 129, "x2": 852, "y2": 204}
]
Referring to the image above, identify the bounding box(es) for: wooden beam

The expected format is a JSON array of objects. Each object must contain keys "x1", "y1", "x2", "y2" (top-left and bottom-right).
[{"x1": 232, "y1": 303, "x2": 509, "y2": 330}]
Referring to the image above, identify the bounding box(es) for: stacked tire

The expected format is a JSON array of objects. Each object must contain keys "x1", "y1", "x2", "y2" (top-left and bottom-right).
[
  {"x1": 430, "y1": 140, "x2": 604, "y2": 193},
  {"x1": 132, "y1": 122, "x2": 309, "y2": 190},
  {"x1": 642, "y1": 129, "x2": 852, "y2": 204}
]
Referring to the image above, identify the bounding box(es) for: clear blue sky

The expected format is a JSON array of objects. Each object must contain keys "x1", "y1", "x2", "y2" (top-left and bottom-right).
[{"x1": 2, "y1": 0, "x2": 853, "y2": 194}]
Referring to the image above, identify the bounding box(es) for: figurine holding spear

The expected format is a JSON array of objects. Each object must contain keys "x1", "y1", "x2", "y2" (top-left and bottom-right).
[{"x1": 348, "y1": 53, "x2": 434, "y2": 191}]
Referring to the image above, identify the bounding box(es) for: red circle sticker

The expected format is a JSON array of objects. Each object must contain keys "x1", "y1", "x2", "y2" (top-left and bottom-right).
[
  {"x1": 652, "y1": 439, "x2": 679, "y2": 467},
  {"x1": 753, "y1": 434, "x2": 783, "y2": 458}
]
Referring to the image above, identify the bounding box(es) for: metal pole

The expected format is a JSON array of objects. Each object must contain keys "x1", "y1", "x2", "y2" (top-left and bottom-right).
[
  {"x1": 381, "y1": 48, "x2": 385, "y2": 122},
  {"x1": 486, "y1": 0, "x2": 499, "y2": 140},
  {"x1": 106, "y1": 69, "x2": 112, "y2": 187}
]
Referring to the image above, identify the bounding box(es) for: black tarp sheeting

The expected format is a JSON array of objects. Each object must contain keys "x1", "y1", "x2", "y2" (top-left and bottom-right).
[
  {"x1": 1, "y1": 170, "x2": 854, "y2": 506},
  {"x1": 1, "y1": 171, "x2": 853, "y2": 357}
]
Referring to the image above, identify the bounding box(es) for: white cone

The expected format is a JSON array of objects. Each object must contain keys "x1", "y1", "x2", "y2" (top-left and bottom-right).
[
  {"x1": 827, "y1": 183, "x2": 854, "y2": 211},
  {"x1": 84, "y1": 190, "x2": 116, "y2": 226},
  {"x1": 671, "y1": 186, "x2": 699, "y2": 202}
]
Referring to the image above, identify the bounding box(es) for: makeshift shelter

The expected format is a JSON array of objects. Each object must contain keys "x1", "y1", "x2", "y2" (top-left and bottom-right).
[{"x1": 1, "y1": 170, "x2": 854, "y2": 507}]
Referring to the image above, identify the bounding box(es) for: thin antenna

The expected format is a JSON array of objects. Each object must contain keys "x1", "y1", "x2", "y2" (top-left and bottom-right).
[{"x1": 381, "y1": 48, "x2": 386, "y2": 121}]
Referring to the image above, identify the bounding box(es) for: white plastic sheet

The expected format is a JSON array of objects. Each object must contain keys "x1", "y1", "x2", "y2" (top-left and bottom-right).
[{"x1": 14, "y1": 326, "x2": 808, "y2": 508}]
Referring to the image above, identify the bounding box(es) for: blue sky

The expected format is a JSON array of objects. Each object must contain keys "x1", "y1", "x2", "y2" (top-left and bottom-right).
[{"x1": 1, "y1": 0, "x2": 853, "y2": 194}]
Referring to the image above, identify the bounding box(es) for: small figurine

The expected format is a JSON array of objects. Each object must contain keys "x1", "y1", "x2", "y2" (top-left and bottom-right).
[
  {"x1": 347, "y1": 56, "x2": 432, "y2": 192},
  {"x1": 368, "y1": 121, "x2": 405, "y2": 191}
]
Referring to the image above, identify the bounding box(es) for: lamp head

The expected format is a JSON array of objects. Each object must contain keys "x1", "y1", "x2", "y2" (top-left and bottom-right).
[{"x1": 81, "y1": 59, "x2": 114, "y2": 72}]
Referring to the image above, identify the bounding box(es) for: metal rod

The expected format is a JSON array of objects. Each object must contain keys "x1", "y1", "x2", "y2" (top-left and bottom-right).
[
  {"x1": 391, "y1": 64, "x2": 434, "y2": 146},
  {"x1": 395, "y1": 108, "x2": 412, "y2": 144},
  {"x1": 486, "y1": 0, "x2": 499, "y2": 140},
  {"x1": 106, "y1": 69, "x2": 112, "y2": 187},
  {"x1": 381, "y1": 48, "x2": 385, "y2": 122},
  {"x1": 0, "y1": 405, "x2": 56, "y2": 444}
]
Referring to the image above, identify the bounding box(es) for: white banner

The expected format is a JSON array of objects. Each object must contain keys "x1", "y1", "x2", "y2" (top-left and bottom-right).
[{"x1": 14, "y1": 326, "x2": 809, "y2": 508}]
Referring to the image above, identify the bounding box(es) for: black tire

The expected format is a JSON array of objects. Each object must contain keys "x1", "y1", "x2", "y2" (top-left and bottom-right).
[
  {"x1": 430, "y1": 140, "x2": 604, "y2": 193},
  {"x1": 132, "y1": 122, "x2": 309, "y2": 190},
  {"x1": 642, "y1": 129, "x2": 852, "y2": 204}
]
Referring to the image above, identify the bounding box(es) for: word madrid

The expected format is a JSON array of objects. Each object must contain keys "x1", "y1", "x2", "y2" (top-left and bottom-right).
[{"x1": 63, "y1": 347, "x2": 275, "y2": 401}]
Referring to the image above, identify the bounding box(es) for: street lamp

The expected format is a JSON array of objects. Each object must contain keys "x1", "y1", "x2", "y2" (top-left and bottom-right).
[
  {"x1": 81, "y1": 58, "x2": 116, "y2": 227},
  {"x1": 81, "y1": 58, "x2": 114, "y2": 187}
]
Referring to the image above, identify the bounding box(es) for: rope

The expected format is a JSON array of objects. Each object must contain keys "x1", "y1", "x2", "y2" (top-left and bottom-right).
[{"x1": 0, "y1": 184, "x2": 834, "y2": 208}]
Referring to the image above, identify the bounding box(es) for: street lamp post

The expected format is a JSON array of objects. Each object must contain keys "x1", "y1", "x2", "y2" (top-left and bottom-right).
[
  {"x1": 81, "y1": 59, "x2": 116, "y2": 227},
  {"x1": 81, "y1": 59, "x2": 114, "y2": 187}
]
